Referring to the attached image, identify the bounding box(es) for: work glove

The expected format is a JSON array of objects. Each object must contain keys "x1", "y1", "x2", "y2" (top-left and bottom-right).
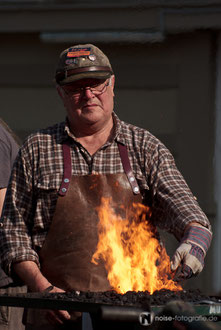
[{"x1": 171, "y1": 224, "x2": 212, "y2": 281}]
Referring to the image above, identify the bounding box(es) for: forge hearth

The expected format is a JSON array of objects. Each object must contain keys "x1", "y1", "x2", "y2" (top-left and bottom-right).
[
  {"x1": 0, "y1": 289, "x2": 220, "y2": 329},
  {"x1": 0, "y1": 289, "x2": 220, "y2": 310},
  {"x1": 66, "y1": 289, "x2": 219, "y2": 306}
]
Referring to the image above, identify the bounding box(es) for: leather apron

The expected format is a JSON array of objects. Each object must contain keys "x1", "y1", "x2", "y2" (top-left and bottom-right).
[
  {"x1": 39, "y1": 142, "x2": 143, "y2": 293},
  {"x1": 25, "y1": 142, "x2": 145, "y2": 329}
]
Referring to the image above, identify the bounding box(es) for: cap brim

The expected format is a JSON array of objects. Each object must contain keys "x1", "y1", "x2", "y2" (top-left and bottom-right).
[{"x1": 58, "y1": 71, "x2": 112, "y2": 86}]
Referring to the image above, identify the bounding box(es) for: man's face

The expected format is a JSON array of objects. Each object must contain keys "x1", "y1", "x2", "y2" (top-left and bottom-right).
[{"x1": 58, "y1": 76, "x2": 115, "y2": 131}]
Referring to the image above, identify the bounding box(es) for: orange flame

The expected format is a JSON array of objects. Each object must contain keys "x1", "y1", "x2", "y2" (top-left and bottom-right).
[{"x1": 92, "y1": 197, "x2": 182, "y2": 294}]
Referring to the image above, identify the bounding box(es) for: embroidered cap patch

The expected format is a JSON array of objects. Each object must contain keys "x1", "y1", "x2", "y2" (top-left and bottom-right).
[{"x1": 67, "y1": 47, "x2": 91, "y2": 58}]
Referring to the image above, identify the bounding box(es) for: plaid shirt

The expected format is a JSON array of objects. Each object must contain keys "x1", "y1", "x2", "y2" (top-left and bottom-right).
[{"x1": 0, "y1": 113, "x2": 211, "y2": 274}]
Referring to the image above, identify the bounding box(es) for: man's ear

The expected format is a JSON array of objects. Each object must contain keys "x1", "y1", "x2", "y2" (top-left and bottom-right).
[
  {"x1": 110, "y1": 75, "x2": 115, "y2": 97},
  {"x1": 56, "y1": 84, "x2": 69, "y2": 109},
  {"x1": 56, "y1": 84, "x2": 65, "y2": 100}
]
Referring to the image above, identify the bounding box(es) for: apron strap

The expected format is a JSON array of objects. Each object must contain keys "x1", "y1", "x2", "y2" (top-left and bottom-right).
[
  {"x1": 58, "y1": 142, "x2": 72, "y2": 196},
  {"x1": 117, "y1": 143, "x2": 140, "y2": 195},
  {"x1": 59, "y1": 141, "x2": 140, "y2": 196}
]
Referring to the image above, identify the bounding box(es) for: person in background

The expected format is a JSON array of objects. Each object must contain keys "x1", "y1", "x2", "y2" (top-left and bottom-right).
[
  {"x1": 0, "y1": 45, "x2": 212, "y2": 329},
  {"x1": 0, "y1": 118, "x2": 26, "y2": 330}
]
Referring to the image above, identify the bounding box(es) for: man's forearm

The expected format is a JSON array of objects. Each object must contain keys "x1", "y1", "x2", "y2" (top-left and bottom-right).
[
  {"x1": 13, "y1": 261, "x2": 72, "y2": 324},
  {"x1": 13, "y1": 260, "x2": 52, "y2": 292}
]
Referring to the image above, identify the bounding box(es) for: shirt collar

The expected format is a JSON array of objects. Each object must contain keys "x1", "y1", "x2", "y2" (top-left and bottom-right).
[
  {"x1": 56, "y1": 119, "x2": 72, "y2": 144},
  {"x1": 112, "y1": 112, "x2": 126, "y2": 145},
  {"x1": 57, "y1": 112, "x2": 126, "y2": 145}
]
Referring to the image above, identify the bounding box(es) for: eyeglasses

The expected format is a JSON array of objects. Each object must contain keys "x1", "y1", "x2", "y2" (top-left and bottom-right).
[{"x1": 63, "y1": 79, "x2": 111, "y2": 98}]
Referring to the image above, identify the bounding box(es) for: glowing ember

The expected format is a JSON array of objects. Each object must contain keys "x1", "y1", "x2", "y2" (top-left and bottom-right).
[{"x1": 92, "y1": 197, "x2": 182, "y2": 294}]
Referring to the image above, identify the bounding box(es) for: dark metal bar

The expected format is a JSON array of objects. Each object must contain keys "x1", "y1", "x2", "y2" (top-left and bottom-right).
[{"x1": 0, "y1": 293, "x2": 101, "y2": 313}]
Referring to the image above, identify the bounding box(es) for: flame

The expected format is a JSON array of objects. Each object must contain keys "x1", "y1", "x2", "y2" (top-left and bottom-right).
[{"x1": 92, "y1": 197, "x2": 182, "y2": 294}]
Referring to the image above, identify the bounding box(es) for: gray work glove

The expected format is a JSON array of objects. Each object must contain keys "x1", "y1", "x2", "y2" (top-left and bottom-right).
[{"x1": 171, "y1": 224, "x2": 212, "y2": 281}]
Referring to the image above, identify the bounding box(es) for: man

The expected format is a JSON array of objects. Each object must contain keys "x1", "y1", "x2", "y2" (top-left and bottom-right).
[
  {"x1": 0, "y1": 44, "x2": 212, "y2": 329},
  {"x1": 0, "y1": 118, "x2": 26, "y2": 330}
]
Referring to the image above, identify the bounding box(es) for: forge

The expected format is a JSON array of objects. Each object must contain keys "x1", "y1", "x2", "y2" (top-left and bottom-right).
[{"x1": 0, "y1": 289, "x2": 220, "y2": 329}]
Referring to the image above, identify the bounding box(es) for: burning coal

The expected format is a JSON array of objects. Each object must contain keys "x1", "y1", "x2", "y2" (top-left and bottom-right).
[{"x1": 92, "y1": 197, "x2": 182, "y2": 294}]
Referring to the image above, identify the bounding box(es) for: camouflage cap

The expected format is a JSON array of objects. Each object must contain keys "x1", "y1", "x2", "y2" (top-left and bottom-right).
[{"x1": 55, "y1": 44, "x2": 113, "y2": 85}]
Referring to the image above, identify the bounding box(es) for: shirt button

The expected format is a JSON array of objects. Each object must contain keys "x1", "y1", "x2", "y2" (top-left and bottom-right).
[
  {"x1": 64, "y1": 178, "x2": 70, "y2": 183},
  {"x1": 61, "y1": 188, "x2": 67, "y2": 193},
  {"x1": 129, "y1": 176, "x2": 135, "y2": 182},
  {"x1": 133, "y1": 187, "x2": 139, "y2": 193}
]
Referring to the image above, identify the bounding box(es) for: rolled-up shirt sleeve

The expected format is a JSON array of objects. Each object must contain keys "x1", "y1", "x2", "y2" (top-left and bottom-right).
[{"x1": 0, "y1": 144, "x2": 40, "y2": 275}]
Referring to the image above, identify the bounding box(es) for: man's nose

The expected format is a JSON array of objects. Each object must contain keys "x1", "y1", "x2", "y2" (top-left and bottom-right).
[{"x1": 82, "y1": 87, "x2": 95, "y2": 99}]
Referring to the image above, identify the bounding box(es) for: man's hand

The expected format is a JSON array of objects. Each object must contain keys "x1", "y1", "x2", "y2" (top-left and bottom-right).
[
  {"x1": 171, "y1": 223, "x2": 212, "y2": 281},
  {"x1": 171, "y1": 242, "x2": 204, "y2": 280},
  {"x1": 43, "y1": 286, "x2": 72, "y2": 325}
]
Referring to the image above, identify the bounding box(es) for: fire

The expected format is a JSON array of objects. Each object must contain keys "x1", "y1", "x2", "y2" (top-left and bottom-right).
[{"x1": 92, "y1": 197, "x2": 182, "y2": 294}]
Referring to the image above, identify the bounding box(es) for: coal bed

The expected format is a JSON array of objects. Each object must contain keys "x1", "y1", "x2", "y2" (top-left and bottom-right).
[
  {"x1": 0, "y1": 289, "x2": 221, "y2": 329},
  {"x1": 0, "y1": 289, "x2": 218, "y2": 309},
  {"x1": 45, "y1": 289, "x2": 220, "y2": 307},
  {"x1": 0, "y1": 289, "x2": 220, "y2": 318}
]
